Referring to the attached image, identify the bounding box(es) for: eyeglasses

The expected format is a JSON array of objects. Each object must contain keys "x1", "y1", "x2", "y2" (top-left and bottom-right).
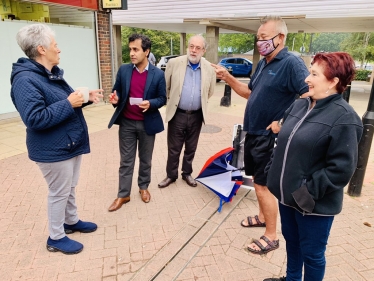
[{"x1": 188, "y1": 44, "x2": 204, "y2": 51}]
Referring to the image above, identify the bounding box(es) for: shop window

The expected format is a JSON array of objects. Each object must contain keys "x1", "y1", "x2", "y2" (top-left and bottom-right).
[{"x1": 0, "y1": 0, "x2": 94, "y2": 29}]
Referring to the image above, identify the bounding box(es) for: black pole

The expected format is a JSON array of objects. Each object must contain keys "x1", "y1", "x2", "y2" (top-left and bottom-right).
[
  {"x1": 348, "y1": 79, "x2": 374, "y2": 196},
  {"x1": 342, "y1": 84, "x2": 351, "y2": 103},
  {"x1": 231, "y1": 124, "x2": 242, "y2": 167},
  {"x1": 220, "y1": 67, "x2": 233, "y2": 107}
]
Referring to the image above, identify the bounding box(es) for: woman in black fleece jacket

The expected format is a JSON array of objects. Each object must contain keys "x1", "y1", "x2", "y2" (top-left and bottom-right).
[{"x1": 264, "y1": 53, "x2": 363, "y2": 281}]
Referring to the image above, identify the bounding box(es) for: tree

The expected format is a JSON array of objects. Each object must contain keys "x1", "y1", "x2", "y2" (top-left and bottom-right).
[
  {"x1": 218, "y1": 33, "x2": 255, "y2": 55},
  {"x1": 121, "y1": 27, "x2": 180, "y2": 63},
  {"x1": 340, "y1": 32, "x2": 374, "y2": 67},
  {"x1": 311, "y1": 33, "x2": 349, "y2": 53},
  {"x1": 286, "y1": 33, "x2": 304, "y2": 52},
  {"x1": 285, "y1": 33, "x2": 351, "y2": 54},
  {"x1": 285, "y1": 33, "x2": 315, "y2": 53}
]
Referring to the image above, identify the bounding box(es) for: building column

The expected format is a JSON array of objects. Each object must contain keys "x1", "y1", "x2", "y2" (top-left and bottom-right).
[
  {"x1": 252, "y1": 37, "x2": 260, "y2": 72},
  {"x1": 180, "y1": 32, "x2": 186, "y2": 55},
  {"x1": 96, "y1": 11, "x2": 112, "y2": 101},
  {"x1": 113, "y1": 25, "x2": 122, "y2": 72},
  {"x1": 205, "y1": 26, "x2": 219, "y2": 64}
]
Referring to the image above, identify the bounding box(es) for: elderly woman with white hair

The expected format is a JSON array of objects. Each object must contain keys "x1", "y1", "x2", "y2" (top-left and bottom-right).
[{"x1": 10, "y1": 23, "x2": 103, "y2": 255}]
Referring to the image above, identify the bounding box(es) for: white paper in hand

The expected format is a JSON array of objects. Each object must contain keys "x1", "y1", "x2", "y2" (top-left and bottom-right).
[{"x1": 130, "y1": 97, "x2": 143, "y2": 105}]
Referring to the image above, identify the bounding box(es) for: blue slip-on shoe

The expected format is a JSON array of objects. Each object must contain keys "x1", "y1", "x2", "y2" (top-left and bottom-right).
[
  {"x1": 64, "y1": 220, "x2": 97, "y2": 234},
  {"x1": 46, "y1": 236, "x2": 83, "y2": 255}
]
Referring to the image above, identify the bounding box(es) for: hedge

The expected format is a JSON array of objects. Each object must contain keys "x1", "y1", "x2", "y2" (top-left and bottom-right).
[{"x1": 355, "y1": 69, "x2": 372, "y2": 81}]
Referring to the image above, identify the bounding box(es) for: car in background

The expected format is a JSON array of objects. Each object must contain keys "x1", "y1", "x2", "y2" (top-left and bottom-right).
[
  {"x1": 218, "y1": 57, "x2": 253, "y2": 79},
  {"x1": 156, "y1": 55, "x2": 180, "y2": 71}
]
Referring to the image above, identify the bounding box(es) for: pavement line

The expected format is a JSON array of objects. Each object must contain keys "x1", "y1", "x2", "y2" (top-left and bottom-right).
[
  {"x1": 150, "y1": 203, "x2": 220, "y2": 281},
  {"x1": 128, "y1": 188, "x2": 251, "y2": 281},
  {"x1": 172, "y1": 189, "x2": 252, "y2": 281},
  {"x1": 127, "y1": 196, "x2": 216, "y2": 281}
]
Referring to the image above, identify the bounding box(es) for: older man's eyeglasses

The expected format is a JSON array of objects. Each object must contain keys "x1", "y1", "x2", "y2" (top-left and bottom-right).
[{"x1": 188, "y1": 45, "x2": 204, "y2": 51}]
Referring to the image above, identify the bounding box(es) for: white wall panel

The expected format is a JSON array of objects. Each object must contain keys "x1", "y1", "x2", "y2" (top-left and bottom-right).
[{"x1": 0, "y1": 21, "x2": 99, "y2": 116}]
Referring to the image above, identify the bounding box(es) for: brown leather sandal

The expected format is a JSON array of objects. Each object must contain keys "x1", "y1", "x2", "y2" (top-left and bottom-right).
[
  {"x1": 247, "y1": 235, "x2": 279, "y2": 255},
  {"x1": 241, "y1": 215, "x2": 266, "y2": 227}
]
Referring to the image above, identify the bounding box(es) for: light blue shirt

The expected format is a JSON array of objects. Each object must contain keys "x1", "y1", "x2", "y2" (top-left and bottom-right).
[
  {"x1": 133, "y1": 63, "x2": 149, "y2": 73},
  {"x1": 178, "y1": 61, "x2": 202, "y2": 111}
]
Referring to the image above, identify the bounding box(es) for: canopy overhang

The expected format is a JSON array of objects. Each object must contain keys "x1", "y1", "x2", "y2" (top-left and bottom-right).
[{"x1": 112, "y1": 0, "x2": 374, "y2": 33}]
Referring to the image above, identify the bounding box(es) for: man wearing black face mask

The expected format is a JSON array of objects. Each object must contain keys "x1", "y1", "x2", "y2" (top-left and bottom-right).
[{"x1": 212, "y1": 15, "x2": 309, "y2": 257}]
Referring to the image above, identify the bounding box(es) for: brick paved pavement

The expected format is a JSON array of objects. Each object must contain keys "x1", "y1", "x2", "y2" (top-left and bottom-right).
[{"x1": 1, "y1": 81, "x2": 374, "y2": 280}]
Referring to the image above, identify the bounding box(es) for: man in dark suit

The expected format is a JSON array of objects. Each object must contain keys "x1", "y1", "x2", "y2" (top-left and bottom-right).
[{"x1": 107, "y1": 34, "x2": 166, "y2": 212}]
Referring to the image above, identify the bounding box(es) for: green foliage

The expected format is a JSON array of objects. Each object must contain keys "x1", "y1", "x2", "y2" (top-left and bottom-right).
[
  {"x1": 121, "y1": 27, "x2": 180, "y2": 64},
  {"x1": 340, "y1": 32, "x2": 374, "y2": 65},
  {"x1": 286, "y1": 33, "x2": 308, "y2": 52},
  {"x1": 218, "y1": 33, "x2": 255, "y2": 54},
  {"x1": 355, "y1": 69, "x2": 371, "y2": 81},
  {"x1": 285, "y1": 33, "x2": 348, "y2": 54},
  {"x1": 119, "y1": 27, "x2": 374, "y2": 68},
  {"x1": 311, "y1": 33, "x2": 349, "y2": 53}
]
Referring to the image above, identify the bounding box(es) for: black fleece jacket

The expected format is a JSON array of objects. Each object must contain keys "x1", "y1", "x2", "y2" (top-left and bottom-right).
[{"x1": 266, "y1": 94, "x2": 363, "y2": 215}]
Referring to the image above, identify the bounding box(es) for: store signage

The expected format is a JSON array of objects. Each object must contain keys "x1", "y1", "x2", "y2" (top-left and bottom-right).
[
  {"x1": 102, "y1": 0, "x2": 127, "y2": 9},
  {"x1": 40, "y1": 1, "x2": 98, "y2": 10}
]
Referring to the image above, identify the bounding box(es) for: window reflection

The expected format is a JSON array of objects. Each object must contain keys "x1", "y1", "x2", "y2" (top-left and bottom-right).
[{"x1": 0, "y1": 0, "x2": 94, "y2": 29}]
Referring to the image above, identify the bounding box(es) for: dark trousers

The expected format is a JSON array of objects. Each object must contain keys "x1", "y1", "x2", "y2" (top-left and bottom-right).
[
  {"x1": 166, "y1": 110, "x2": 203, "y2": 179},
  {"x1": 118, "y1": 117, "x2": 155, "y2": 198},
  {"x1": 279, "y1": 203, "x2": 334, "y2": 281}
]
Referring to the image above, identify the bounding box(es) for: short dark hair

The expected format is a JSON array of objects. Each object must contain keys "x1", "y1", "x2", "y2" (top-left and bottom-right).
[
  {"x1": 128, "y1": 34, "x2": 152, "y2": 54},
  {"x1": 312, "y1": 52, "x2": 356, "y2": 94}
]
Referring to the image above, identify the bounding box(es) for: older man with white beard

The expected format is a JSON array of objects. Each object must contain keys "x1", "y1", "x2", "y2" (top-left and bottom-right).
[{"x1": 158, "y1": 35, "x2": 216, "y2": 188}]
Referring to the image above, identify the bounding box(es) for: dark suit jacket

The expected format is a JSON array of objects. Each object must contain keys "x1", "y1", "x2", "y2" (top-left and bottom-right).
[{"x1": 108, "y1": 63, "x2": 166, "y2": 135}]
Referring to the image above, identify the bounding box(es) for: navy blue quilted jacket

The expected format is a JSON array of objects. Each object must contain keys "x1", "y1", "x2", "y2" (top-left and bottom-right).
[{"x1": 10, "y1": 58, "x2": 90, "y2": 163}]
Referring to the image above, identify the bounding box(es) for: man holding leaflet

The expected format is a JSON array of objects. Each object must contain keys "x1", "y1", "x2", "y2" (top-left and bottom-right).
[{"x1": 107, "y1": 34, "x2": 166, "y2": 211}]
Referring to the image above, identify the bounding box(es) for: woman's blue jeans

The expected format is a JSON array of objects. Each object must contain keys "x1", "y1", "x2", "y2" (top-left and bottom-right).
[{"x1": 279, "y1": 203, "x2": 334, "y2": 281}]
